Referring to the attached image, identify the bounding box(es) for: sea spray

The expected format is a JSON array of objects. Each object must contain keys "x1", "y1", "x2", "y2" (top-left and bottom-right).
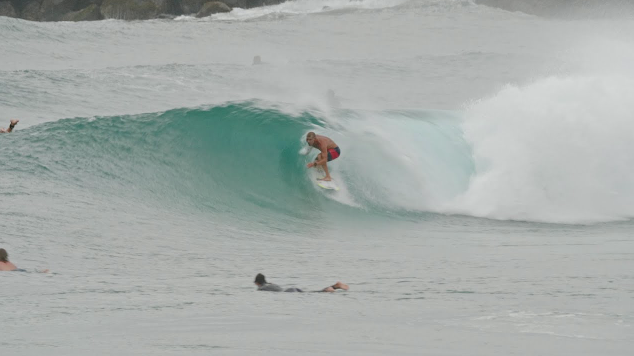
[{"x1": 451, "y1": 75, "x2": 634, "y2": 223}]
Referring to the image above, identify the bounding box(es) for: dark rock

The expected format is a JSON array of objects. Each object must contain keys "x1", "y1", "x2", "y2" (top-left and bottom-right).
[
  {"x1": 8, "y1": 0, "x2": 26, "y2": 12},
  {"x1": 7, "y1": 0, "x2": 282, "y2": 21},
  {"x1": 101, "y1": 0, "x2": 155, "y2": 20},
  {"x1": 195, "y1": 1, "x2": 229, "y2": 17},
  {"x1": 181, "y1": 0, "x2": 205, "y2": 14},
  {"x1": 40, "y1": 0, "x2": 77, "y2": 21},
  {"x1": 62, "y1": 3, "x2": 102, "y2": 20},
  {"x1": 101, "y1": 0, "x2": 180, "y2": 20},
  {"x1": 223, "y1": 0, "x2": 246, "y2": 8},
  {"x1": 162, "y1": 0, "x2": 180, "y2": 14},
  {"x1": 183, "y1": 0, "x2": 246, "y2": 14},
  {"x1": 246, "y1": 0, "x2": 283, "y2": 8},
  {"x1": 21, "y1": 0, "x2": 43, "y2": 21},
  {"x1": 0, "y1": 1, "x2": 17, "y2": 17},
  {"x1": 75, "y1": 0, "x2": 103, "y2": 10}
]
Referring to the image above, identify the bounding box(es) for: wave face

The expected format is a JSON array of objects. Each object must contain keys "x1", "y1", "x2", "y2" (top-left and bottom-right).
[
  {"x1": 2, "y1": 103, "x2": 473, "y2": 223},
  {"x1": 5, "y1": 93, "x2": 634, "y2": 225}
]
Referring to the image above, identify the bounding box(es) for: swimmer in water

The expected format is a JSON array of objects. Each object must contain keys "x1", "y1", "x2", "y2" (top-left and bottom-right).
[
  {"x1": 0, "y1": 248, "x2": 49, "y2": 273},
  {"x1": 254, "y1": 273, "x2": 349, "y2": 293},
  {"x1": 0, "y1": 248, "x2": 17, "y2": 271}
]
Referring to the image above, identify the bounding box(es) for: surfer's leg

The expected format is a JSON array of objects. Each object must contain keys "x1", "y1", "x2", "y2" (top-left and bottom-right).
[
  {"x1": 315, "y1": 153, "x2": 332, "y2": 181},
  {"x1": 320, "y1": 162, "x2": 332, "y2": 181},
  {"x1": 321, "y1": 281, "x2": 349, "y2": 292},
  {"x1": 319, "y1": 148, "x2": 341, "y2": 181}
]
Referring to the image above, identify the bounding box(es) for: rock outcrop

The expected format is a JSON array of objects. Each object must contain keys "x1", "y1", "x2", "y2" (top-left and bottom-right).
[
  {"x1": 222, "y1": 0, "x2": 245, "y2": 8},
  {"x1": 100, "y1": 0, "x2": 174, "y2": 20},
  {"x1": 1, "y1": 0, "x2": 287, "y2": 21},
  {"x1": 62, "y1": 3, "x2": 103, "y2": 21},
  {"x1": 0, "y1": 1, "x2": 17, "y2": 18},
  {"x1": 196, "y1": 1, "x2": 230, "y2": 18},
  {"x1": 181, "y1": 0, "x2": 207, "y2": 14},
  {"x1": 40, "y1": 0, "x2": 77, "y2": 21},
  {"x1": 76, "y1": 0, "x2": 104, "y2": 8},
  {"x1": 21, "y1": 0, "x2": 43, "y2": 21},
  {"x1": 245, "y1": 0, "x2": 284, "y2": 8}
]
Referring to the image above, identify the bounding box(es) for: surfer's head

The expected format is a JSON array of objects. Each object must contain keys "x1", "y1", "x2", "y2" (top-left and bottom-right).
[
  {"x1": 0, "y1": 248, "x2": 8, "y2": 262},
  {"x1": 306, "y1": 132, "x2": 316, "y2": 146},
  {"x1": 254, "y1": 273, "x2": 266, "y2": 286}
]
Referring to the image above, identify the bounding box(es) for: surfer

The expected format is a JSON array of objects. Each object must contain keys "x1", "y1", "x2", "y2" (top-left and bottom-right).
[
  {"x1": 254, "y1": 273, "x2": 349, "y2": 293},
  {"x1": 0, "y1": 119, "x2": 18, "y2": 133},
  {"x1": 305, "y1": 132, "x2": 340, "y2": 181}
]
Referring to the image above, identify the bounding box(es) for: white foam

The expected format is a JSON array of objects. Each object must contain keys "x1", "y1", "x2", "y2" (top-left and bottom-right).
[
  {"x1": 307, "y1": 161, "x2": 360, "y2": 207},
  {"x1": 212, "y1": 0, "x2": 410, "y2": 21},
  {"x1": 447, "y1": 74, "x2": 634, "y2": 223}
]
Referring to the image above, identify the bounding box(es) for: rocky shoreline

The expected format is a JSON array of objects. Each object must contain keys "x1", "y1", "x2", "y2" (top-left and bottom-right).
[{"x1": 0, "y1": 0, "x2": 285, "y2": 21}]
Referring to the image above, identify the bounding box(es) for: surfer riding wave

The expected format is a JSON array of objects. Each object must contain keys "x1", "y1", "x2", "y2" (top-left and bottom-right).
[{"x1": 305, "y1": 132, "x2": 341, "y2": 181}]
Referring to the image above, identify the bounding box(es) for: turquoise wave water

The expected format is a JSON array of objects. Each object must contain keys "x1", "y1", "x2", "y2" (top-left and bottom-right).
[{"x1": 1, "y1": 102, "x2": 474, "y2": 223}]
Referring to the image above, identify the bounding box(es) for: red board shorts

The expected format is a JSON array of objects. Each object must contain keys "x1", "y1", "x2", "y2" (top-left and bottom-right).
[
  {"x1": 316, "y1": 146, "x2": 341, "y2": 162},
  {"x1": 327, "y1": 147, "x2": 341, "y2": 161}
]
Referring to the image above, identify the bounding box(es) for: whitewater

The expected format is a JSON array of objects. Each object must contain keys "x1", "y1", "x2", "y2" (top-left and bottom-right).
[{"x1": 1, "y1": 1, "x2": 633, "y2": 355}]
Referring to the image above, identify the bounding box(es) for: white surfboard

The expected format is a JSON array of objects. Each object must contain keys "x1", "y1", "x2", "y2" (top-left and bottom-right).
[{"x1": 316, "y1": 179, "x2": 339, "y2": 191}]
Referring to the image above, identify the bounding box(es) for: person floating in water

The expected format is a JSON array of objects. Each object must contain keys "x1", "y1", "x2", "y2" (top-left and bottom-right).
[
  {"x1": 305, "y1": 131, "x2": 341, "y2": 181},
  {"x1": 0, "y1": 248, "x2": 18, "y2": 271},
  {"x1": 254, "y1": 273, "x2": 349, "y2": 293},
  {"x1": 0, "y1": 119, "x2": 18, "y2": 133},
  {"x1": 0, "y1": 248, "x2": 49, "y2": 273}
]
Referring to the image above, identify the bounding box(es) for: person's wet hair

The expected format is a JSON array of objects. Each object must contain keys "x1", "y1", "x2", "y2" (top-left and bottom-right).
[
  {"x1": 0, "y1": 248, "x2": 8, "y2": 262},
  {"x1": 254, "y1": 273, "x2": 266, "y2": 285}
]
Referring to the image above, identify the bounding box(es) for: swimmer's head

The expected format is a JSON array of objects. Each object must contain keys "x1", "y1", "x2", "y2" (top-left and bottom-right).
[
  {"x1": 254, "y1": 273, "x2": 266, "y2": 285},
  {"x1": 0, "y1": 248, "x2": 8, "y2": 262}
]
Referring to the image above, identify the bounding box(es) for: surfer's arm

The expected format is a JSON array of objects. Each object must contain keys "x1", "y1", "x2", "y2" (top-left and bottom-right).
[
  {"x1": 306, "y1": 147, "x2": 328, "y2": 168},
  {"x1": 315, "y1": 147, "x2": 328, "y2": 165}
]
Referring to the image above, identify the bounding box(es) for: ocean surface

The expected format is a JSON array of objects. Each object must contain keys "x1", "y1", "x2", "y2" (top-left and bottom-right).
[{"x1": 1, "y1": 1, "x2": 633, "y2": 355}]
